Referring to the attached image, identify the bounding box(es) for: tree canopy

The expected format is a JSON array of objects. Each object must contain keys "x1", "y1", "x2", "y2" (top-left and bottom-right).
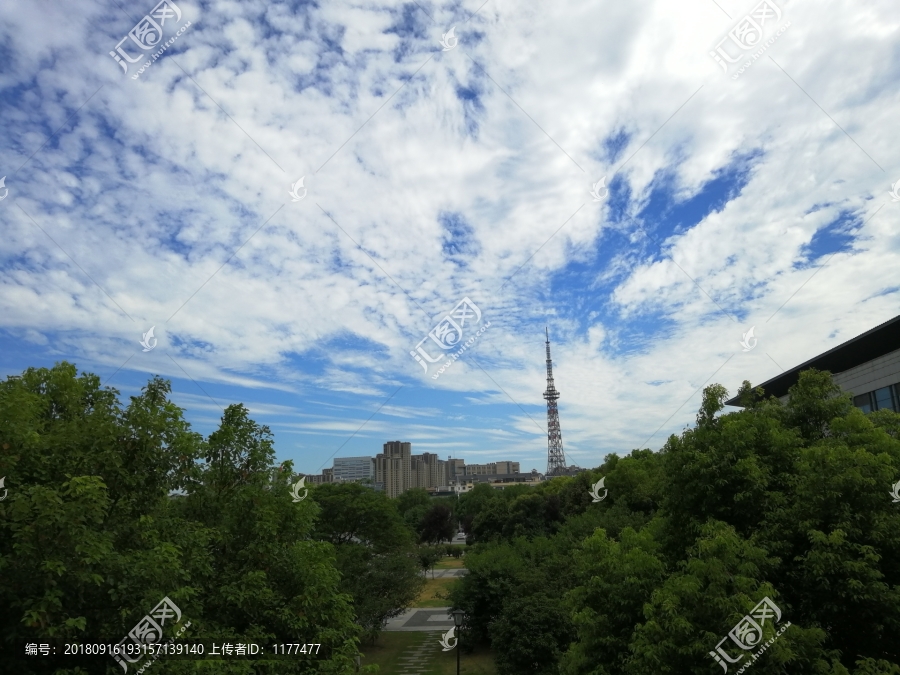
[
  {"x1": 449, "y1": 369, "x2": 900, "y2": 674},
  {"x1": 0, "y1": 363, "x2": 380, "y2": 674}
]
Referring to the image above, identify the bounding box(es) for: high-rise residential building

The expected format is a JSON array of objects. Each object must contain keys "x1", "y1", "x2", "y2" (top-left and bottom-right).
[
  {"x1": 410, "y1": 455, "x2": 428, "y2": 489},
  {"x1": 333, "y1": 456, "x2": 375, "y2": 483},
  {"x1": 424, "y1": 453, "x2": 445, "y2": 488},
  {"x1": 410, "y1": 452, "x2": 446, "y2": 489},
  {"x1": 376, "y1": 441, "x2": 411, "y2": 498}
]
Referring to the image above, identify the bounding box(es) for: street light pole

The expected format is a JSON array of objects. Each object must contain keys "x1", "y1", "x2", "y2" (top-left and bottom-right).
[{"x1": 451, "y1": 609, "x2": 465, "y2": 675}]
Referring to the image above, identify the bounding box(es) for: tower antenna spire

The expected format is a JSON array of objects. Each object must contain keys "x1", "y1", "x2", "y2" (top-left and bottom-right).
[{"x1": 544, "y1": 327, "x2": 568, "y2": 476}]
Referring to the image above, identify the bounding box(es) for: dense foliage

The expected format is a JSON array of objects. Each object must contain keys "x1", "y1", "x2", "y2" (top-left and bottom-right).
[
  {"x1": 0, "y1": 363, "x2": 393, "y2": 674},
  {"x1": 308, "y1": 482, "x2": 424, "y2": 642},
  {"x1": 449, "y1": 370, "x2": 900, "y2": 674},
  {"x1": 6, "y1": 362, "x2": 900, "y2": 674}
]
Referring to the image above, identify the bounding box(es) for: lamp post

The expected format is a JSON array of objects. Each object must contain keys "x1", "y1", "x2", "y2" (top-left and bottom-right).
[
  {"x1": 451, "y1": 609, "x2": 465, "y2": 675},
  {"x1": 354, "y1": 654, "x2": 360, "y2": 672}
]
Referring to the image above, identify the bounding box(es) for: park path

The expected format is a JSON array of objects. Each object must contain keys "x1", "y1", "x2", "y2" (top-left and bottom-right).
[
  {"x1": 427, "y1": 568, "x2": 468, "y2": 579},
  {"x1": 385, "y1": 562, "x2": 468, "y2": 672},
  {"x1": 394, "y1": 631, "x2": 445, "y2": 675},
  {"x1": 384, "y1": 607, "x2": 455, "y2": 632}
]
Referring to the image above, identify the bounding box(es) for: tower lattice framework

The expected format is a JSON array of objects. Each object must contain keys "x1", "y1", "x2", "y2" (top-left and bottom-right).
[{"x1": 543, "y1": 327, "x2": 568, "y2": 476}]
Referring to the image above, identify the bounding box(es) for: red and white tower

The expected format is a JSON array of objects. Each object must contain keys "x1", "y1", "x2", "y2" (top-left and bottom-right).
[{"x1": 543, "y1": 327, "x2": 568, "y2": 475}]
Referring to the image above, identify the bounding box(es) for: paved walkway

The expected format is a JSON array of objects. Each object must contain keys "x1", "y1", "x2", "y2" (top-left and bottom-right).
[
  {"x1": 394, "y1": 631, "x2": 445, "y2": 675},
  {"x1": 385, "y1": 607, "x2": 456, "y2": 632},
  {"x1": 426, "y1": 568, "x2": 468, "y2": 578}
]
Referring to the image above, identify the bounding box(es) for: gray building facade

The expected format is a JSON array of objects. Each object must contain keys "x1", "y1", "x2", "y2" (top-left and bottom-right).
[{"x1": 726, "y1": 314, "x2": 900, "y2": 413}]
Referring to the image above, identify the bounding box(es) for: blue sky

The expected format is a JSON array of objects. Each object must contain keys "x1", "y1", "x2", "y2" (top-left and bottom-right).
[{"x1": 1, "y1": 0, "x2": 898, "y2": 475}]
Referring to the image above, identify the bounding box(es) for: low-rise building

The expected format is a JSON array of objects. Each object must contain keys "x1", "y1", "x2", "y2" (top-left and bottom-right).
[
  {"x1": 303, "y1": 467, "x2": 334, "y2": 484},
  {"x1": 464, "y1": 461, "x2": 520, "y2": 475},
  {"x1": 443, "y1": 472, "x2": 543, "y2": 492},
  {"x1": 333, "y1": 456, "x2": 375, "y2": 483}
]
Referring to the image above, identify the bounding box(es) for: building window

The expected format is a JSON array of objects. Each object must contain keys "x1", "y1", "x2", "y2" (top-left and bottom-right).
[
  {"x1": 874, "y1": 386, "x2": 897, "y2": 412},
  {"x1": 854, "y1": 392, "x2": 873, "y2": 413},
  {"x1": 854, "y1": 384, "x2": 900, "y2": 414}
]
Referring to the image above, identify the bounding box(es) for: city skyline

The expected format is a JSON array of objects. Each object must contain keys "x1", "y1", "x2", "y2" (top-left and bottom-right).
[{"x1": 306, "y1": 443, "x2": 525, "y2": 496}]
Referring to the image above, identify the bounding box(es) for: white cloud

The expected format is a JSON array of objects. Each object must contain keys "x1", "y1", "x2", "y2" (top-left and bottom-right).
[{"x1": 1, "y1": 0, "x2": 898, "y2": 471}]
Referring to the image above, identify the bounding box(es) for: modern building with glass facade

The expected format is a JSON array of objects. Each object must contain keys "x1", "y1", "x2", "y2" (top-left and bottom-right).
[
  {"x1": 725, "y1": 314, "x2": 900, "y2": 413},
  {"x1": 333, "y1": 456, "x2": 375, "y2": 483}
]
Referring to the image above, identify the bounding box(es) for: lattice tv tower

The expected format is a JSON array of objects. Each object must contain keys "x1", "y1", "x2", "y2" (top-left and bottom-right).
[{"x1": 543, "y1": 327, "x2": 569, "y2": 476}]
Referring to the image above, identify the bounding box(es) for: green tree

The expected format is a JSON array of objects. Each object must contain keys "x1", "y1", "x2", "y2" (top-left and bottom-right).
[
  {"x1": 417, "y1": 545, "x2": 443, "y2": 579},
  {"x1": 396, "y1": 488, "x2": 432, "y2": 532},
  {"x1": 457, "y1": 483, "x2": 496, "y2": 536},
  {"x1": 310, "y1": 482, "x2": 424, "y2": 642},
  {"x1": 0, "y1": 363, "x2": 369, "y2": 674},
  {"x1": 560, "y1": 525, "x2": 668, "y2": 675},
  {"x1": 453, "y1": 372, "x2": 900, "y2": 673},
  {"x1": 490, "y1": 592, "x2": 573, "y2": 675},
  {"x1": 419, "y1": 503, "x2": 455, "y2": 544}
]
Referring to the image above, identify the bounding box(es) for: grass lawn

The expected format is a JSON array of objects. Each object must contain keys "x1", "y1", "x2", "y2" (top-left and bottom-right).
[
  {"x1": 432, "y1": 643, "x2": 497, "y2": 675},
  {"x1": 414, "y1": 576, "x2": 459, "y2": 607},
  {"x1": 433, "y1": 557, "x2": 466, "y2": 570},
  {"x1": 359, "y1": 631, "x2": 423, "y2": 673},
  {"x1": 360, "y1": 632, "x2": 496, "y2": 675}
]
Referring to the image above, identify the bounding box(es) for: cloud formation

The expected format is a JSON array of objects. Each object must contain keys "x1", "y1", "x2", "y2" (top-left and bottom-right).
[{"x1": 0, "y1": 0, "x2": 898, "y2": 472}]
